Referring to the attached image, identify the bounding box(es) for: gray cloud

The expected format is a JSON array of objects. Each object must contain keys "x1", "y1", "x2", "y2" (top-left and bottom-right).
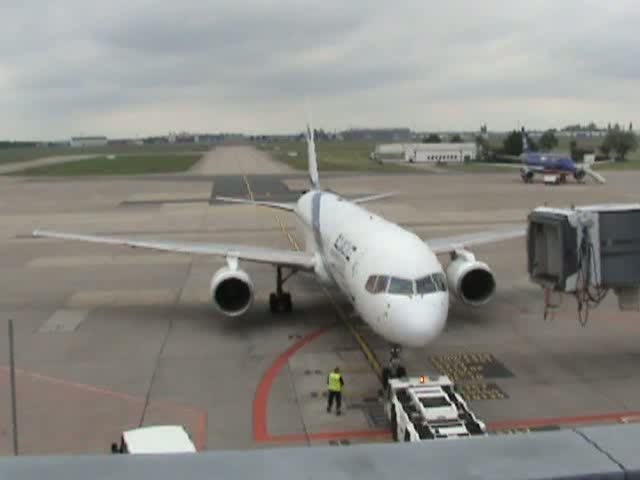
[{"x1": 1, "y1": 0, "x2": 639, "y2": 139}]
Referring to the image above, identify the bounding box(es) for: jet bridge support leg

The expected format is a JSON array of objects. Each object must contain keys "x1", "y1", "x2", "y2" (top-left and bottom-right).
[{"x1": 269, "y1": 266, "x2": 294, "y2": 314}]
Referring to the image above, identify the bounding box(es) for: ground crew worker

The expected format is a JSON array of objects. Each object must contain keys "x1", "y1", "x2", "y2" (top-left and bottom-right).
[{"x1": 326, "y1": 366, "x2": 344, "y2": 415}]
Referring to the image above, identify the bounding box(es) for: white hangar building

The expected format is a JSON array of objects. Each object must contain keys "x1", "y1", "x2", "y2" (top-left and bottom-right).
[{"x1": 405, "y1": 143, "x2": 477, "y2": 163}]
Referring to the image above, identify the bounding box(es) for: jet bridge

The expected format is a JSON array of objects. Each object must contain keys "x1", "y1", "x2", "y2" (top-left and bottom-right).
[{"x1": 527, "y1": 203, "x2": 640, "y2": 320}]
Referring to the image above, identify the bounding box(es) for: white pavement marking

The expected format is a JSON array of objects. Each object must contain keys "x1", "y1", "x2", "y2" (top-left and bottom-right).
[
  {"x1": 39, "y1": 309, "x2": 89, "y2": 333},
  {"x1": 27, "y1": 254, "x2": 190, "y2": 268},
  {"x1": 67, "y1": 289, "x2": 176, "y2": 307}
]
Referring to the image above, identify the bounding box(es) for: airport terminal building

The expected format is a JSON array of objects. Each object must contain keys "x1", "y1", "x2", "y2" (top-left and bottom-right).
[
  {"x1": 374, "y1": 143, "x2": 477, "y2": 163},
  {"x1": 404, "y1": 143, "x2": 477, "y2": 163}
]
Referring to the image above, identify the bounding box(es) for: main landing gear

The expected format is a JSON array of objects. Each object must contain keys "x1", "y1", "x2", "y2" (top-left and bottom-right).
[
  {"x1": 382, "y1": 345, "x2": 407, "y2": 387},
  {"x1": 269, "y1": 266, "x2": 296, "y2": 314}
]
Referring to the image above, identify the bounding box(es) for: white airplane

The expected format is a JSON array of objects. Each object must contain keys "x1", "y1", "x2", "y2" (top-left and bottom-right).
[{"x1": 33, "y1": 126, "x2": 525, "y2": 379}]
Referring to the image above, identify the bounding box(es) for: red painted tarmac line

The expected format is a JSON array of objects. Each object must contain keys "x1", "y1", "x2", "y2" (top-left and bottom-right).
[
  {"x1": 252, "y1": 321, "x2": 640, "y2": 444},
  {"x1": 193, "y1": 412, "x2": 208, "y2": 451},
  {"x1": 0, "y1": 367, "x2": 203, "y2": 418},
  {"x1": 0, "y1": 366, "x2": 209, "y2": 450},
  {"x1": 253, "y1": 323, "x2": 337, "y2": 442},
  {"x1": 488, "y1": 410, "x2": 640, "y2": 431},
  {"x1": 262, "y1": 429, "x2": 391, "y2": 444}
]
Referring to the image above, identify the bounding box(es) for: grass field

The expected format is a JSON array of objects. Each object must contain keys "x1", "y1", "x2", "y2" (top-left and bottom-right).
[
  {"x1": 0, "y1": 143, "x2": 211, "y2": 165},
  {"x1": 8, "y1": 154, "x2": 201, "y2": 176},
  {"x1": 259, "y1": 141, "x2": 411, "y2": 172},
  {"x1": 593, "y1": 157, "x2": 640, "y2": 170}
]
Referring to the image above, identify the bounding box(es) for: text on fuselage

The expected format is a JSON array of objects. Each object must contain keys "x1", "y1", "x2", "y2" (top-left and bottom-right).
[{"x1": 333, "y1": 234, "x2": 357, "y2": 262}]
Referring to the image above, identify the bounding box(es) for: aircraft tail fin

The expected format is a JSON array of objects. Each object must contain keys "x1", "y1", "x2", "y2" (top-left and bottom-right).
[
  {"x1": 305, "y1": 123, "x2": 320, "y2": 190},
  {"x1": 521, "y1": 127, "x2": 530, "y2": 153}
]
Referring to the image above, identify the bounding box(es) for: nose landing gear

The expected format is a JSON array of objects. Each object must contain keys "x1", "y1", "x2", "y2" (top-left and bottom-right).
[{"x1": 382, "y1": 345, "x2": 407, "y2": 387}]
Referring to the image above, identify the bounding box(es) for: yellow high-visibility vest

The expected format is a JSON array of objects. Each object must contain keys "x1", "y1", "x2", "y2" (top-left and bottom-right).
[{"x1": 328, "y1": 372, "x2": 342, "y2": 392}]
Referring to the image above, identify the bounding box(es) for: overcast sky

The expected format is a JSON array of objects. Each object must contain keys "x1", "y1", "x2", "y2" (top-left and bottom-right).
[{"x1": 1, "y1": 0, "x2": 638, "y2": 139}]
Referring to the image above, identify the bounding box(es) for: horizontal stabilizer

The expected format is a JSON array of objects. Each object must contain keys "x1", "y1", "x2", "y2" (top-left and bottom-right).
[
  {"x1": 352, "y1": 192, "x2": 397, "y2": 204},
  {"x1": 214, "y1": 196, "x2": 296, "y2": 212}
]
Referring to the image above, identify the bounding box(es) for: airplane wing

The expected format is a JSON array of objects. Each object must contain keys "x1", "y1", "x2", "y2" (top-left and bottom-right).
[
  {"x1": 426, "y1": 225, "x2": 527, "y2": 254},
  {"x1": 214, "y1": 196, "x2": 296, "y2": 212},
  {"x1": 471, "y1": 162, "x2": 523, "y2": 169},
  {"x1": 32, "y1": 230, "x2": 315, "y2": 270}
]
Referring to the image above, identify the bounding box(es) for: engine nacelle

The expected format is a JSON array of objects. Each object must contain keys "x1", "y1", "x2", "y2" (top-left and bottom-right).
[
  {"x1": 209, "y1": 266, "x2": 254, "y2": 317},
  {"x1": 446, "y1": 249, "x2": 496, "y2": 306},
  {"x1": 574, "y1": 169, "x2": 586, "y2": 181},
  {"x1": 520, "y1": 168, "x2": 534, "y2": 182}
]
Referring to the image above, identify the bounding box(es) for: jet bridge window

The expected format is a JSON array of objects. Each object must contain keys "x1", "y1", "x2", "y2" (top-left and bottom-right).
[{"x1": 388, "y1": 277, "x2": 414, "y2": 296}]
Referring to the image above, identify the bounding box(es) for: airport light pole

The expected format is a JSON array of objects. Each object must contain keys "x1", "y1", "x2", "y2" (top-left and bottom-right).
[{"x1": 8, "y1": 319, "x2": 19, "y2": 455}]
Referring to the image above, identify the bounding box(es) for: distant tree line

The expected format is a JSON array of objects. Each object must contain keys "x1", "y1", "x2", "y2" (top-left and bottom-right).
[
  {"x1": 0, "y1": 141, "x2": 38, "y2": 149},
  {"x1": 422, "y1": 133, "x2": 441, "y2": 143},
  {"x1": 600, "y1": 124, "x2": 638, "y2": 161},
  {"x1": 561, "y1": 122, "x2": 600, "y2": 132},
  {"x1": 493, "y1": 124, "x2": 637, "y2": 162}
]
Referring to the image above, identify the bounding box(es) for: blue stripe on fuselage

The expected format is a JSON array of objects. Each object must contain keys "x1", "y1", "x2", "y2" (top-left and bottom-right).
[
  {"x1": 311, "y1": 191, "x2": 342, "y2": 289},
  {"x1": 312, "y1": 191, "x2": 323, "y2": 250}
]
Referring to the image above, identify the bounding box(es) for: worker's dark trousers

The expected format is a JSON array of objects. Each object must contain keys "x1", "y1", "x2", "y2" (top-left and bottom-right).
[{"x1": 327, "y1": 390, "x2": 342, "y2": 412}]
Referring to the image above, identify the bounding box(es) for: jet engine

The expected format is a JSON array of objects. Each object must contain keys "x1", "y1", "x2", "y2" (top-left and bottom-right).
[
  {"x1": 209, "y1": 266, "x2": 254, "y2": 316},
  {"x1": 574, "y1": 169, "x2": 586, "y2": 181},
  {"x1": 446, "y1": 249, "x2": 496, "y2": 306},
  {"x1": 520, "y1": 168, "x2": 534, "y2": 183}
]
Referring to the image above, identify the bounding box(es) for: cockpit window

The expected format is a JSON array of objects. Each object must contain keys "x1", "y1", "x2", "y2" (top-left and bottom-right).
[
  {"x1": 432, "y1": 272, "x2": 448, "y2": 291},
  {"x1": 373, "y1": 275, "x2": 390, "y2": 294},
  {"x1": 366, "y1": 273, "x2": 446, "y2": 296},
  {"x1": 416, "y1": 275, "x2": 437, "y2": 294},
  {"x1": 365, "y1": 275, "x2": 377, "y2": 293},
  {"x1": 388, "y1": 277, "x2": 414, "y2": 296}
]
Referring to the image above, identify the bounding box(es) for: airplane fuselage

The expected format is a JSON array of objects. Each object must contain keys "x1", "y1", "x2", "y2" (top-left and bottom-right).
[
  {"x1": 293, "y1": 190, "x2": 448, "y2": 347},
  {"x1": 521, "y1": 153, "x2": 577, "y2": 175}
]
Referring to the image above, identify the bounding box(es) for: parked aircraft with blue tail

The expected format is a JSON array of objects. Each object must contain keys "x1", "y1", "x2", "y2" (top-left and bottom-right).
[{"x1": 518, "y1": 129, "x2": 606, "y2": 185}]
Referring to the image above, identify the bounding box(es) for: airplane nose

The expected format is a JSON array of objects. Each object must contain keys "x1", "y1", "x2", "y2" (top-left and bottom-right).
[{"x1": 391, "y1": 293, "x2": 449, "y2": 348}]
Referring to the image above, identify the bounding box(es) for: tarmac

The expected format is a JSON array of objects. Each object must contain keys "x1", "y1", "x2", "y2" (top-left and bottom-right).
[{"x1": 1, "y1": 145, "x2": 640, "y2": 455}]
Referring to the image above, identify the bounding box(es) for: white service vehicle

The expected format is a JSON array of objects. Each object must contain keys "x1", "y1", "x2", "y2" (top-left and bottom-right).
[
  {"x1": 111, "y1": 425, "x2": 197, "y2": 454},
  {"x1": 384, "y1": 375, "x2": 487, "y2": 442}
]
